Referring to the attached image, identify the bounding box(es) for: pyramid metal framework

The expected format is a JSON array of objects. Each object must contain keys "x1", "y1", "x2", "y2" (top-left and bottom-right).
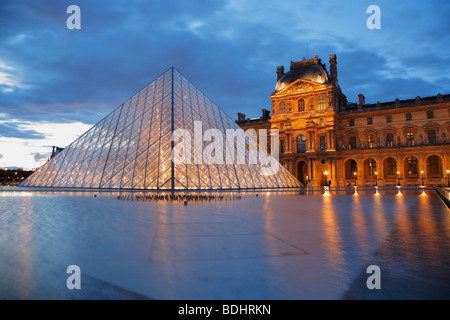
[{"x1": 21, "y1": 68, "x2": 301, "y2": 190}]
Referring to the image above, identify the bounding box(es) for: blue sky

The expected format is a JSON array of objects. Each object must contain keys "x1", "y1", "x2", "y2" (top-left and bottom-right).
[{"x1": 1, "y1": 0, "x2": 450, "y2": 168}]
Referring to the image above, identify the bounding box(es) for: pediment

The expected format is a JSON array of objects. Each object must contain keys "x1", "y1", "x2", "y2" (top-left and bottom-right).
[{"x1": 273, "y1": 79, "x2": 329, "y2": 97}]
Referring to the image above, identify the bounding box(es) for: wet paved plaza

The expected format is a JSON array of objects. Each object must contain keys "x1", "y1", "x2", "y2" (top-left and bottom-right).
[{"x1": 0, "y1": 187, "x2": 449, "y2": 299}]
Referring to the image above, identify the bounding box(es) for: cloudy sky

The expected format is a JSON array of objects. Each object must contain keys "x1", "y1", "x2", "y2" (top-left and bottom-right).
[{"x1": 1, "y1": 0, "x2": 449, "y2": 168}]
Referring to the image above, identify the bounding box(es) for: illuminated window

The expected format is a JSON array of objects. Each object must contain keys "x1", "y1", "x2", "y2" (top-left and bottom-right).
[
  {"x1": 367, "y1": 134, "x2": 375, "y2": 149},
  {"x1": 368, "y1": 158, "x2": 377, "y2": 176},
  {"x1": 406, "y1": 132, "x2": 415, "y2": 146},
  {"x1": 319, "y1": 119, "x2": 324, "y2": 126},
  {"x1": 297, "y1": 134, "x2": 306, "y2": 153},
  {"x1": 279, "y1": 101, "x2": 286, "y2": 114},
  {"x1": 298, "y1": 99, "x2": 305, "y2": 112},
  {"x1": 318, "y1": 95, "x2": 326, "y2": 110},
  {"x1": 406, "y1": 156, "x2": 419, "y2": 175},
  {"x1": 367, "y1": 117, "x2": 373, "y2": 125}
]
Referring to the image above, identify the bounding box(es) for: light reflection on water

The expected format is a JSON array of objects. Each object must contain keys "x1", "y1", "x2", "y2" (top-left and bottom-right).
[{"x1": 0, "y1": 188, "x2": 449, "y2": 299}]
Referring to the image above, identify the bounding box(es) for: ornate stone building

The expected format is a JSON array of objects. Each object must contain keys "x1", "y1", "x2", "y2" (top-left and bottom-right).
[{"x1": 236, "y1": 55, "x2": 450, "y2": 187}]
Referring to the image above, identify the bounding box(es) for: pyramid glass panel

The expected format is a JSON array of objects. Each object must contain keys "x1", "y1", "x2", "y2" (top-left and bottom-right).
[{"x1": 20, "y1": 68, "x2": 301, "y2": 190}]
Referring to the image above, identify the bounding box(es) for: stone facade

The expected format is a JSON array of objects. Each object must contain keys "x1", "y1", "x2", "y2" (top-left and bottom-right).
[{"x1": 236, "y1": 55, "x2": 450, "y2": 187}]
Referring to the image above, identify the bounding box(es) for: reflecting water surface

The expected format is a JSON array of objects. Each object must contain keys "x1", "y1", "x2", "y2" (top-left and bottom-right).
[{"x1": 0, "y1": 188, "x2": 449, "y2": 299}]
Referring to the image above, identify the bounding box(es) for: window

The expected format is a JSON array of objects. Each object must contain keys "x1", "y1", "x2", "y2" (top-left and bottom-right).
[
  {"x1": 406, "y1": 132, "x2": 415, "y2": 146},
  {"x1": 280, "y1": 139, "x2": 286, "y2": 153},
  {"x1": 367, "y1": 134, "x2": 376, "y2": 149},
  {"x1": 428, "y1": 155, "x2": 441, "y2": 175},
  {"x1": 319, "y1": 136, "x2": 326, "y2": 150},
  {"x1": 428, "y1": 130, "x2": 436, "y2": 144},
  {"x1": 349, "y1": 136, "x2": 357, "y2": 149},
  {"x1": 319, "y1": 119, "x2": 324, "y2": 126},
  {"x1": 280, "y1": 123, "x2": 284, "y2": 131},
  {"x1": 279, "y1": 102, "x2": 286, "y2": 114},
  {"x1": 298, "y1": 99, "x2": 305, "y2": 112},
  {"x1": 427, "y1": 110, "x2": 434, "y2": 119},
  {"x1": 297, "y1": 134, "x2": 306, "y2": 153},
  {"x1": 386, "y1": 115, "x2": 392, "y2": 123},
  {"x1": 367, "y1": 117, "x2": 373, "y2": 125},
  {"x1": 386, "y1": 133, "x2": 394, "y2": 147},
  {"x1": 368, "y1": 158, "x2": 377, "y2": 176},
  {"x1": 349, "y1": 119, "x2": 355, "y2": 127},
  {"x1": 318, "y1": 95, "x2": 326, "y2": 110},
  {"x1": 406, "y1": 113, "x2": 412, "y2": 121},
  {"x1": 406, "y1": 156, "x2": 419, "y2": 175},
  {"x1": 387, "y1": 157, "x2": 397, "y2": 175}
]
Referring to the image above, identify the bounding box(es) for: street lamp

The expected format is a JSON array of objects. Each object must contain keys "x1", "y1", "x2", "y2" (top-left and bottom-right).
[
  {"x1": 353, "y1": 171, "x2": 357, "y2": 186},
  {"x1": 421, "y1": 170, "x2": 424, "y2": 186},
  {"x1": 397, "y1": 171, "x2": 400, "y2": 186},
  {"x1": 324, "y1": 170, "x2": 329, "y2": 186},
  {"x1": 375, "y1": 171, "x2": 378, "y2": 186}
]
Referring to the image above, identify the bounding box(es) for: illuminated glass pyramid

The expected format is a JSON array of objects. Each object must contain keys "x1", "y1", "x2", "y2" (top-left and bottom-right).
[{"x1": 21, "y1": 68, "x2": 301, "y2": 190}]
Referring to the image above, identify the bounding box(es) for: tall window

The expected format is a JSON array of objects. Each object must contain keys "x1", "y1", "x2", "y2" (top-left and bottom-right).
[
  {"x1": 349, "y1": 136, "x2": 357, "y2": 149},
  {"x1": 406, "y1": 132, "x2": 415, "y2": 146},
  {"x1": 280, "y1": 123, "x2": 284, "y2": 131},
  {"x1": 367, "y1": 117, "x2": 373, "y2": 125},
  {"x1": 367, "y1": 134, "x2": 376, "y2": 149},
  {"x1": 387, "y1": 157, "x2": 397, "y2": 175},
  {"x1": 298, "y1": 99, "x2": 305, "y2": 112},
  {"x1": 318, "y1": 95, "x2": 326, "y2": 110},
  {"x1": 319, "y1": 119, "x2": 324, "y2": 126},
  {"x1": 280, "y1": 139, "x2": 286, "y2": 153},
  {"x1": 406, "y1": 156, "x2": 419, "y2": 175},
  {"x1": 386, "y1": 133, "x2": 394, "y2": 147},
  {"x1": 428, "y1": 130, "x2": 436, "y2": 144},
  {"x1": 279, "y1": 101, "x2": 286, "y2": 114},
  {"x1": 406, "y1": 113, "x2": 412, "y2": 121},
  {"x1": 297, "y1": 134, "x2": 306, "y2": 153},
  {"x1": 349, "y1": 119, "x2": 355, "y2": 127},
  {"x1": 320, "y1": 136, "x2": 326, "y2": 150},
  {"x1": 428, "y1": 155, "x2": 441, "y2": 175},
  {"x1": 368, "y1": 158, "x2": 377, "y2": 176},
  {"x1": 427, "y1": 110, "x2": 434, "y2": 119},
  {"x1": 386, "y1": 115, "x2": 392, "y2": 123}
]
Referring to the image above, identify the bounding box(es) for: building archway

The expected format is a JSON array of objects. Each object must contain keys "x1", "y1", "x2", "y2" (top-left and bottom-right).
[
  {"x1": 296, "y1": 161, "x2": 308, "y2": 185},
  {"x1": 344, "y1": 159, "x2": 358, "y2": 182},
  {"x1": 364, "y1": 158, "x2": 377, "y2": 179},
  {"x1": 383, "y1": 157, "x2": 397, "y2": 179}
]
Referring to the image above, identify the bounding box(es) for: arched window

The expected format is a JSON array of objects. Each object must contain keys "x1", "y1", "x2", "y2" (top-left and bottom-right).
[
  {"x1": 318, "y1": 95, "x2": 326, "y2": 110},
  {"x1": 297, "y1": 134, "x2": 306, "y2": 153},
  {"x1": 406, "y1": 156, "x2": 419, "y2": 176},
  {"x1": 367, "y1": 158, "x2": 377, "y2": 176},
  {"x1": 298, "y1": 99, "x2": 305, "y2": 112},
  {"x1": 427, "y1": 155, "x2": 442, "y2": 176},
  {"x1": 279, "y1": 101, "x2": 286, "y2": 114}
]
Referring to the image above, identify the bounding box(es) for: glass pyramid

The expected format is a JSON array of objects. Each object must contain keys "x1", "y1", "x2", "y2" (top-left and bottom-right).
[{"x1": 20, "y1": 68, "x2": 301, "y2": 190}]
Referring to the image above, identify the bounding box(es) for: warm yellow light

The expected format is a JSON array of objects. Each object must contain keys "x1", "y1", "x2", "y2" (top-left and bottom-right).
[
  {"x1": 397, "y1": 171, "x2": 400, "y2": 175},
  {"x1": 353, "y1": 172, "x2": 356, "y2": 176},
  {"x1": 375, "y1": 171, "x2": 378, "y2": 175},
  {"x1": 447, "y1": 170, "x2": 450, "y2": 174},
  {"x1": 324, "y1": 170, "x2": 329, "y2": 176},
  {"x1": 421, "y1": 170, "x2": 424, "y2": 174}
]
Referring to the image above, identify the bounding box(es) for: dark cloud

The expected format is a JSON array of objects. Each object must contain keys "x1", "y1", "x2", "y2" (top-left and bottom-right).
[
  {"x1": 31, "y1": 152, "x2": 49, "y2": 162},
  {"x1": 0, "y1": 122, "x2": 44, "y2": 139},
  {"x1": 0, "y1": 0, "x2": 449, "y2": 125}
]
